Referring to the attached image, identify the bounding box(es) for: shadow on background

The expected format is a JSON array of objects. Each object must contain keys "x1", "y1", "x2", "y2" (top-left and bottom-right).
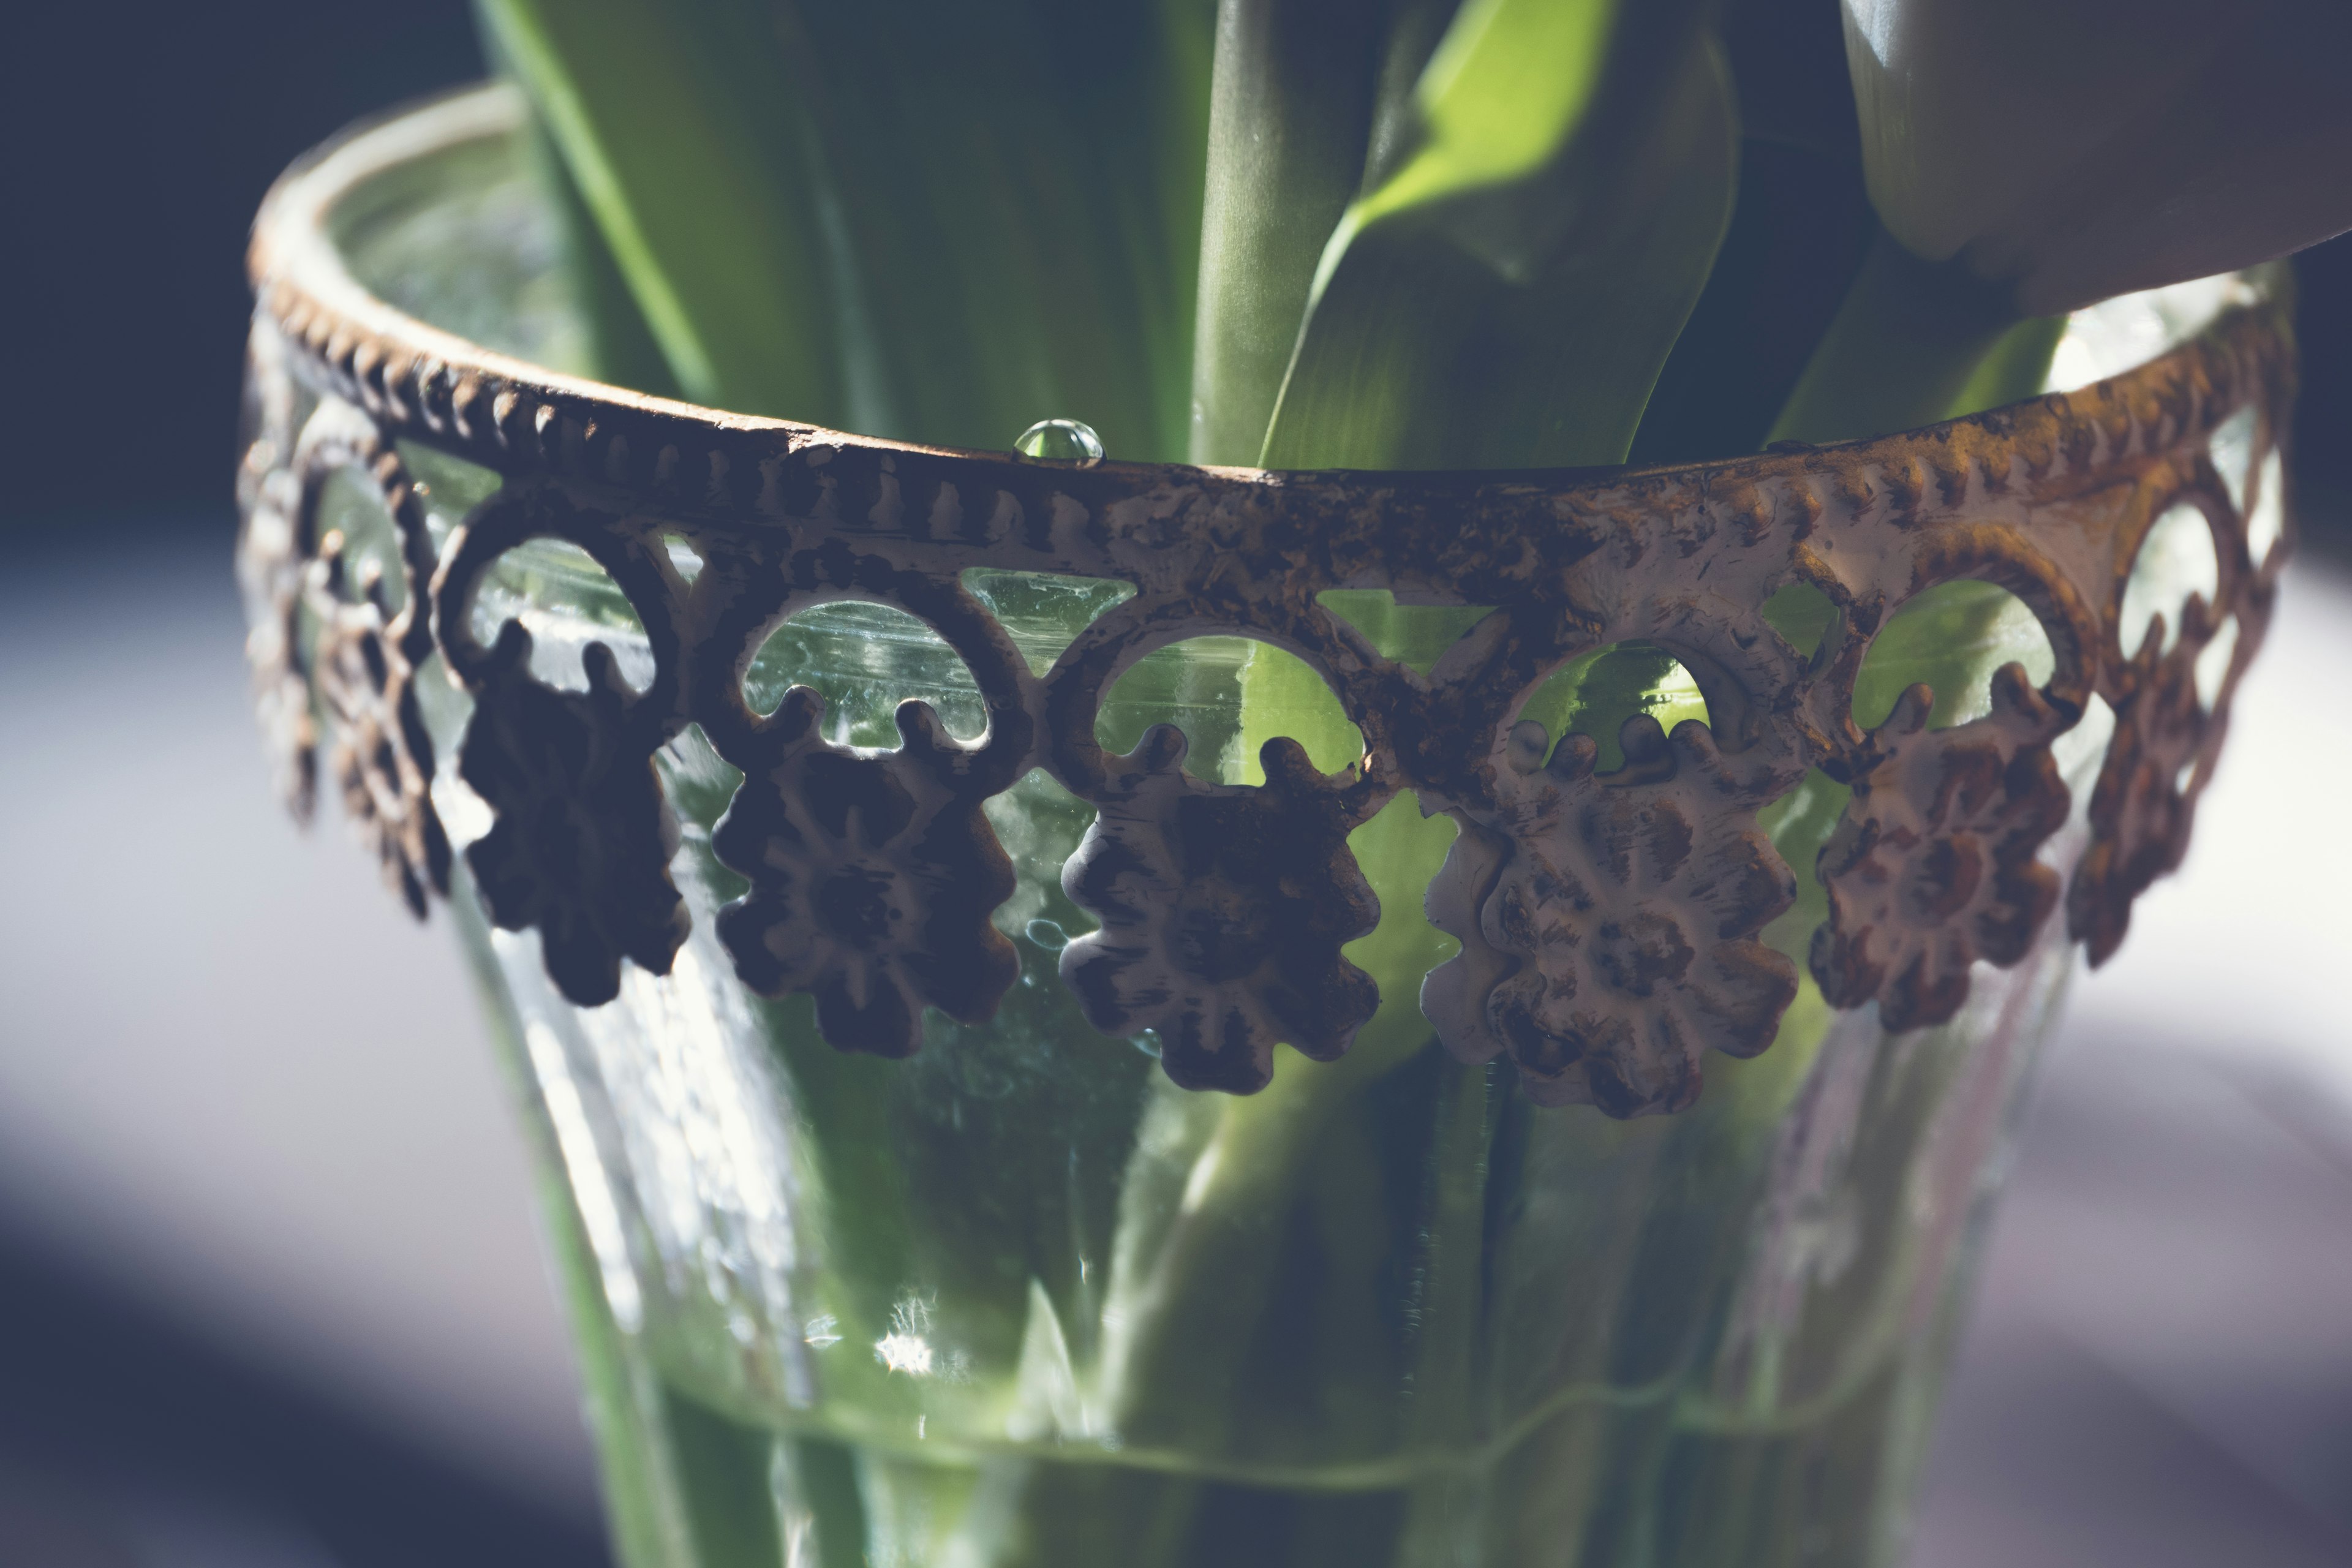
[
  {"x1": 0, "y1": 7, "x2": 620, "y2": 1562},
  {"x1": 0, "y1": 3, "x2": 483, "y2": 527},
  {"x1": 0, "y1": 1226, "x2": 607, "y2": 1568}
]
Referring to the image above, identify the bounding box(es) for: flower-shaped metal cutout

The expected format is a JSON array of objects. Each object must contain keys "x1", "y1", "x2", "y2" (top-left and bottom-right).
[
  {"x1": 2070, "y1": 597, "x2": 2231, "y2": 965},
  {"x1": 1060, "y1": 726, "x2": 1380, "y2": 1093},
  {"x1": 1813, "y1": 666, "x2": 2071, "y2": 1031},
  {"x1": 311, "y1": 535, "x2": 452, "y2": 918},
  {"x1": 711, "y1": 690, "x2": 1019, "y2": 1057},
  {"x1": 1429, "y1": 717, "x2": 1797, "y2": 1118},
  {"x1": 458, "y1": 622, "x2": 688, "y2": 1005}
]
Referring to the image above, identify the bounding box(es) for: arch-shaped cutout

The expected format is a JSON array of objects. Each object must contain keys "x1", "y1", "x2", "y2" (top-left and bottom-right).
[
  {"x1": 316, "y1": 465, "x2": 412, "y2": 617},
  {"x1": 1760, "y1": 581, "x2": 1839, "y2": 664},
  {"x1": 1096, "y1": 637, "x2": 1363, "y2": 783},
  {"x1": 2119, "y1": 500, "x2": 2221, "y2": 660},
  {"x1": 396, "y1": 439, "x2": 500, "y2": 548},
  {"x1": 1852, "y1": 579, "x2": 2056, "y2": 732},
  {"x1": 2193, "y1": 614, "x2": 2240, "y2": 712},
  {"x1": 961, "y1": 567, "x2": 1135, "y2": 675},
  {"x1": 984, "y1": 767, "x2": 1109, "y2": 955},
  {"x1": 2209, "y1": 405, "x2": 2258, "y2": 516},
  {"x1": 1513, "y1": 641, "x2": 1712, "y2": 774},
  {"x1": 470, "y1": 536, "x2": 655, "y2": 695},
  {"x1": 663, "y1": 533, "x2": 704, "y2": 584},
  {"x1": 1315, "y1": 590, "x2": 1497, "y2": 675},
  {"x1": 745, "y1": 600, "x2": 987, "y2": 745}
]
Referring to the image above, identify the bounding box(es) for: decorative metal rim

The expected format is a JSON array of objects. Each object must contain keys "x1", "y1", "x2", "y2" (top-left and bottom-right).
[{"x1": 241, "y1": 83, "x2": 2297, "y2": 1115}]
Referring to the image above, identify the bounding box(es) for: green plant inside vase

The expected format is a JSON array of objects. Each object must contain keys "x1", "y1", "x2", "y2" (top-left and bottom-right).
[{"x1": 410, "y1": 1, "x2": 2352, "y2": 1564}]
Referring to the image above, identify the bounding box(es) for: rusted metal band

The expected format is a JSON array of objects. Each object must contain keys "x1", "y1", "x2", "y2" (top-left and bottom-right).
[{"x1": 239, "y1": 86, "x2": 2296, "y2": 1114}]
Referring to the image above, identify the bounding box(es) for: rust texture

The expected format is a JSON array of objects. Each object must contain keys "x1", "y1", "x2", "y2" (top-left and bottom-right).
[
  {"x1": 1425, "y1": 720, "x2": 1798, "y2": 1116},
  {"x1": 1060, "y1": 728, "x2": 1382, "y2": 1094},
  {"x1": 714, "y1": 691, "x2": 1021, "y2": 1055},
  {"x1": 1812, "y1": 671, "x2": 2073, "y2": 1031},
  {"x1": 237, "y1": 103, "x2": 2297, "y2": 1115}
]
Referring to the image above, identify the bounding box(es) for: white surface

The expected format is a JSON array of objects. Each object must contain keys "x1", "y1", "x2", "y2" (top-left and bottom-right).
[
  {"x1": 2069, "y1": 561, "x2": 2352, "y2": 1109},
  {"x1": 0, "y1": 529, "x2": 589, "y2": 1515},
  {"x1": 1913, "y1": 1031, "x2": 2352, "y2": 1564}
]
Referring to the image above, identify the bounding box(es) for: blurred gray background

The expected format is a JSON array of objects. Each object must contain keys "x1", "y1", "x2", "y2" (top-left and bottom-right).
[{"x1": 3, "y1": 2, "x2": 2350, "y2": 1563}]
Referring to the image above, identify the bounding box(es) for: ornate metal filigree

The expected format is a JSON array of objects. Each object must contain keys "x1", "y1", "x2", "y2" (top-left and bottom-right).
[
  {"x1": 458, "y1": 625, "x2": 688, "y2": 1007},
  {"x1": 713, "y1": 691, "x2": 1019, "y2": 1057},
  {"x1": 236, "y1": 324, "x2": 317, "y2": 821},
  {"x1": 1426, "y1": 718, "x2": 1798, "y2": 1116},
  {"x1": 1060, "y1": 728, "x2": 1382, "y2": 1093},
  {"x1": 238, "y1": 357, "x2": 454, "y2": 906},
  {"x1": 2071, "y1": 596, "x2": 2245, "y2": 966},
  {"x1": 310, "y1": 533, "x2": 452, "y2": 916},
  {"x1": 237, "y1": 88, "x2": 2296, "y2": 1113},
  {"x1": 1814, "y1": 671, "x2": 2072, "y2": 1031}
]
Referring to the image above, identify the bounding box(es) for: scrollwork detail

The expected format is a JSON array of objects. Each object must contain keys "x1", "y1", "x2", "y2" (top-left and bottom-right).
[
  {"x1": 1812, "y1": 667, "x2": 2073, "y2": 1030},
  {"x1": 2069, "y1": 594, "x2": 2235, "y2": 965},
  {"x1": 236, "y1": 200, "x2": 2296, "y2": 1108},
  {"x1": 710, "y1": 689, "x2": 1020, "y2": 1056},
  {"x1": 1425, "y1": 717, "x2": 1799, "y2": 1118},
  {"x1": 310, "y1": 533, "x2": 453, "y2": 916},
  {"x1": 239, "y1": 459, "x2": 320, "y2": 824}
]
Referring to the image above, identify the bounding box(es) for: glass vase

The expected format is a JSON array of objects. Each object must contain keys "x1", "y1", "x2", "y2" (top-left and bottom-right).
[{"x1": 239, "y1": 86, "x2": 2293, "y2": 1568}]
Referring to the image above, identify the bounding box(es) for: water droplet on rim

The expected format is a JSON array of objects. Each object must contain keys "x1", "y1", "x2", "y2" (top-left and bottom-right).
[{"x1": 1015, "y1": 418, "x2": 1104, "y2": 468}]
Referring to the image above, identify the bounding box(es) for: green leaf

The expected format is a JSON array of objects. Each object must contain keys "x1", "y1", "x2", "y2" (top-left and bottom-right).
[
  {"x1": 1841, "y1": 0, "x2": 2352, "y2": 316},
  {"x1": 1187, "y1": 0, "x2": 1393, "y2": 466},
  {"x1": 474, "y1": 0, "x2": 849, "y2": 422},
  {"x1": 1354, "y1": 0, "x2": 1617, "y2": 223},
  {"x1": 1626, "y1": 140, "x2": 1874, "y2": 464},
  {"x1": 484, "y1": 0, "x2": 1212, "y2": 458},
  {"x1": 1262, "y1": 8, "x2": 1736, "y2": 470},
  {"x1": 766, "y1": 0, "x2": 1212, "y2": 457},
  {"x1": 1762, "y1": 226, "x2": 2062, "y2": 445},
  {"x1": 1628, "y1": 0, "x2": 1875, "y2": 464}
]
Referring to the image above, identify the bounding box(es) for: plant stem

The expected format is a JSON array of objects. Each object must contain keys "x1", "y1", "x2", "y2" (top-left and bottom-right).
[{"x1": 1765, "y1": 227, "x2": 2063, "y2": 445}]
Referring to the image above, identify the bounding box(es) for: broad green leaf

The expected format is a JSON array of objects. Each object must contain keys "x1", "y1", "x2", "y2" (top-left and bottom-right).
[
  {"x1": 1765, "y1": 0, "x2": 2346, "y2": 447},
  {"x1": 1355, "y1": 0, "x2": 1617, "y2": 223},
  {"x1": 769, "y1": 0, "x2": 1211, "y2": 456},
  {"x1": 486, "y1": 0, "x2": 1212, "y2": 458},
  {"x1": 1629, "y1": 0, "x2": 1875, "y2": 464},
  {"x1": 1627, "y1": 140, "x2": 1874, "y2": 463},
  {"x1": 1188, "y1": 0, "x2": 1393, "y2": 466},
  {"x1": 1262, "y1": 10, "x2": 1736, "y2": 469},
  {"x1": 1844, "y1": 0, "x2": 2352, "y2": 315},
  {"x1": 1763, "y1": 227, "x2": 2058, "y2": 444},
  {"x1": 476, "y1": 0, "x2": 847, "y2": 421}
]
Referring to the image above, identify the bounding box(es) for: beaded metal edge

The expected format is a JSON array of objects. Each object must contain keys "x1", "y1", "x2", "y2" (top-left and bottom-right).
[{"x1": 238, "y1": 86, "x2": 2297, "y2": 1116}]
